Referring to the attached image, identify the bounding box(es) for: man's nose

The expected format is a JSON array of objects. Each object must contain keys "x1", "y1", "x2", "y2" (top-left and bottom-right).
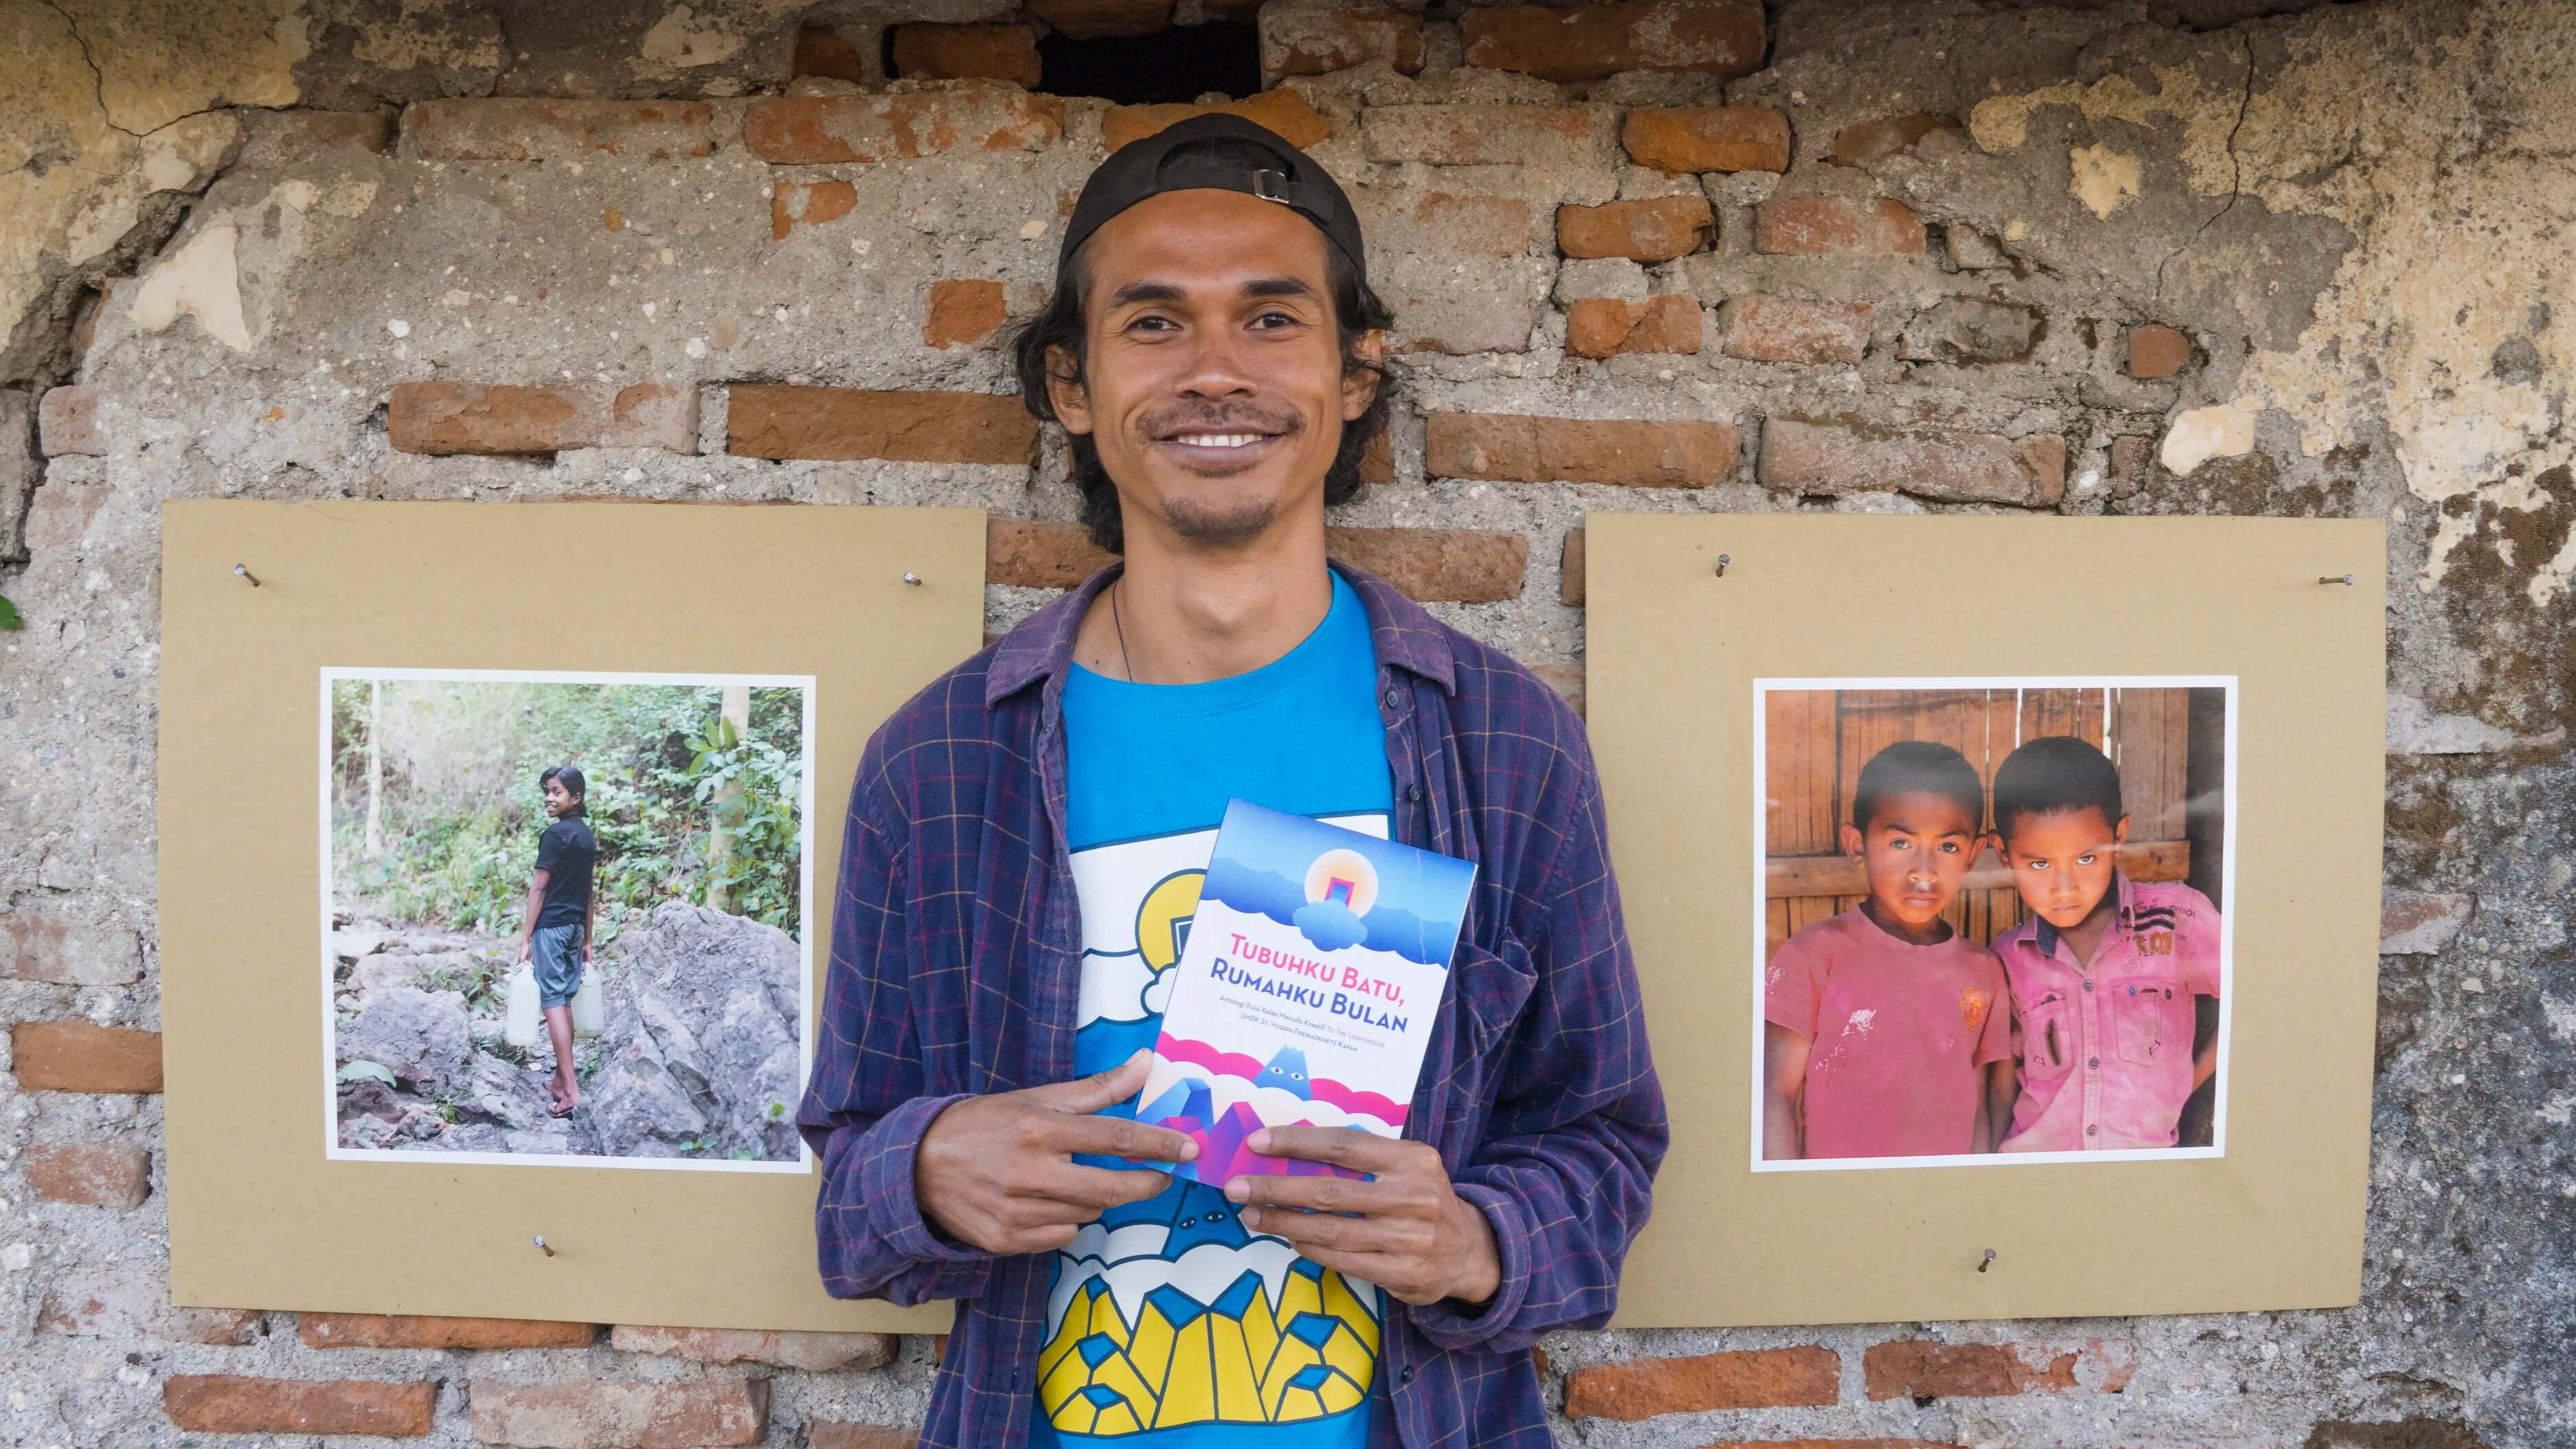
[{"x1": 1175, "y1": 326, "x2": 1256, "y2": 397}]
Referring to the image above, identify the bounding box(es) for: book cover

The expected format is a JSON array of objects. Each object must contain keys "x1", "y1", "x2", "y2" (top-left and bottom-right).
[{"x1": 1132, "y1": 798, "x2": 1478, "y2": 1187}]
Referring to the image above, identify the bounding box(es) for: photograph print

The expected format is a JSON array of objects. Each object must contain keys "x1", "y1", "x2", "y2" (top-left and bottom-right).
[
  {"x1": 1754, "y1": 678, "x2": 2235, "y2": 1171},
  {"x1": 321, "y1": 669, "x2": 813, "y2": 1171}
]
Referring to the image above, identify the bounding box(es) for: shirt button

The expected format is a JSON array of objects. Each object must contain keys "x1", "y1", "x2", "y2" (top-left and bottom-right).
[
  {"x1": 2088, "y1": 1057, "x2": 2100, "y2": 1070},
  {"x1": 1384, "y1": 687, "x2": 1403, "y2": 709},
  {"x1": 1400, "y1": 1366, "x2": 1416, "y2": 1385},
  {"x1": 2081, "y1": 979, "x2": 2094, "y2": 992},
  {"x1": 1403, "y1": 783, "x2": 1423, "y2": 803},
  {"x1": 2086, "y1": 1124, "x2": 2098, "y2": 1137}
]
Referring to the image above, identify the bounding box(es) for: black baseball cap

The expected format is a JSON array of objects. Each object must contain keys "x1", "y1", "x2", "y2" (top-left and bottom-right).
[{"x1": 1059, "y1": 113, "x2": 1367, "y2": 277}]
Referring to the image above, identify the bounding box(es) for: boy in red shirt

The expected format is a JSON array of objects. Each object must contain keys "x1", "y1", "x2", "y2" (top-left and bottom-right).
[
  {"x1": 1763, "y1": 741, "x2": 2014, "y2": 1161},
  {"x1": 1988, "y1": 735, "x2": 2222, "y2": 1151}
]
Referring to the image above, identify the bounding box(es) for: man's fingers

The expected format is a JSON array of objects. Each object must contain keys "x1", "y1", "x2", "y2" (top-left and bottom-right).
[
  {"x1": 1023, "y1": 1161, "x2": 1175, "y2": 1211},
  {"x1": 1225, "y1": 1172, "x2": 1387, "y2": 1216},
  {"x1": 1049, "y1": 1112, "x2": 1199, "y2": 1165},
  {"x1": 1033, "y1": 1049, "x2": 1156, "y2": 1115},
  {"x1": 1250, "y1": 1125, "x2": 1410, "y2": 1172}
]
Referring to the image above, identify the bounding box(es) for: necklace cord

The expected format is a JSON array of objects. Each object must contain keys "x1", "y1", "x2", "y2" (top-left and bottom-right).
[{"x1": 1111, "y1": 578, "x2": 1134, "y2": 682}]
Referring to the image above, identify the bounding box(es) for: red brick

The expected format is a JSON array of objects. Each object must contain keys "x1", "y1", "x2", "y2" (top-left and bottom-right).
[
  {"x1": 727, "y1": 387, "x2": 1037, "y2": 465},
  {"x1": 1863, "y1": 1338, "x2": 2132, "y2": 1400},
  {"x1": 609, "y1": 382, "x2": 699, "y2": 452},
  {"x1": 890, "y1": 23, "x2": 1042, "y2": 87},
  {"x1": 300, "y1": 1313, "x2": 596, "y2": 1350},
  {"x1": 2128, "y1": 323, "x2": 2193, "y2": 378},
  {"x1": 23, "y1": 483, "x2": 108, "y2": 551},
  {"x1": 1759, "y1": 418, "x2": 2065, "y2": 505},
  {"x1": 2381, "y1": 889, "x2": 2475, "y2": 955},
  {"x1": 1265, "y1": 6, "x2": 1425, "y2": 78},
  {"x1": 37, "y1": 385, "x2": 102, "y2": 457},
  {"x1": 772, "y1": 179, "x2": 856, "y2": 239},
  {"x1": 11, "y1": 1021, "x2": 162, "y2": 1093},
  {"x1": 403, "y1": 100, "x2": 714, "y2": 163},
  {"x1": 1428, "y1": 413, "x2": 1737, "y2": 489},
  {"x1": 1566, "y1": 295, "x2": 1702, "y2": 358},
  {"x1": 1557, "y1": 198, "x2": 1715, "y2": 262},
  {"x1": 1105, "y1": 90, "x2": 1330, "y2": 152},
  {"x1": 988, "y1": 517, "x2": 1114, "y2": 589},
  {"x1": 1623, "y1": 106, "x2": 1790, "y2": 174},
  {"x1": 811, "y1": 1424, "x2": 920, "y2": 1449},
  {"x1": 1327, "y1": 527, "x2": 1527, "y2": 603},
  {"x1": 1461, "y1": 1, "x2": 1765, "y2": 83},
  {"x1": 1361, "y1": 429, "x2": 1394, "y2": 487},
  {"x1": 21, "y1": 1143, "x2": 150, "y2": 1209},
  {"x1": 610, "y1": 1323, "x2": 896, "y2": 1372},
  {"x1": 1030, "y1": 0, "x2": 1173, "y2": 38},
  {"x1": 793, "y1": 25, "x2": 871, "y2": 82},
  {"x1": 164, "y1": 1375, "x2": 436, "y2": 1436},
  {"x1": 1564, "y1": 1345, "x2": 1841, "y2": 1419},
  {"x1": 1824, "y1": 111, "x2": 1963, "y2": 167},
  {"x1": 925, "y1": 279, "x2": 1009, "y2": 348},
  {"x1": 1362, "y1": 104, "x2": 1616, "y2": 168},
  {"x1": 1351, "y1": 190, "x2": 1530, "y2": 257},
  {"x1": 389, "y1": 382, "x2": 694, "y2": 456},
  {"x1": 3, "y1": 910, "x2": 142, "y2": 985},
  {"x1": 1719, "y1": 296, "x2": 1874, "y2": 365},
  {"x1": 468, "y1": 1379, "x2": 769, "y2": 1448},
  {"x1": 38, "y1": 1270, "x2": 262, "y2": 1344},
  {"x1": 1560, "y1": 527, "x2": 1585, "y2": 606},
  {"x1": 1753, "y1": 196, "x2": 1927, "y2": 255},
  {"x1": 745, "y1": 87, "x2": 1064, "y2": 164},
  {"x1": 238, "y1": 110, "x2": 394, "y2": 169}
]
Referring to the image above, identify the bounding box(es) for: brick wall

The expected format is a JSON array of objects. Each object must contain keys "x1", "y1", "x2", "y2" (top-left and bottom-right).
[{"x1": 2, "y1": 0, "x2": 2569, "y2": 1444}]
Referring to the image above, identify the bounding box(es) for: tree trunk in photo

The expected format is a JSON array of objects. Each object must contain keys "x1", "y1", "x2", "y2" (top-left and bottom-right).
[
  {"x1": 705, "y1": 685, "x2": 752, "y2": 911},
  {"x1": 363, "y1": 678, "x2": 385, "y2": 860}
]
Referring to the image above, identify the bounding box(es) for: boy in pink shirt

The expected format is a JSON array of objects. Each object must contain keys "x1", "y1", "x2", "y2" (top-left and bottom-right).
[
  {"x1": 1988, "y1": 736, "x2": 2223, "y2": 1152},
  {"x1": 1763, "y1": 741, "x2": 2014, "y2": 1161}
]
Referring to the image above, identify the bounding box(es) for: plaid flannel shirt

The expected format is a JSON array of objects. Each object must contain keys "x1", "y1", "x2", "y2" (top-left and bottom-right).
[{"x1": 796, "y1": 558, "x2": 1667, "y2": 1449}]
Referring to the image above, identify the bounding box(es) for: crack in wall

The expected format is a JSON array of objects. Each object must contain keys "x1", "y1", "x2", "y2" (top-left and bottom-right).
[
  {"x1": 35, "y1": 0, "x2": 243, "y2": 144},
  {"x1": 2154, "y1": 29, "x2": 2257, "y2": 311}
]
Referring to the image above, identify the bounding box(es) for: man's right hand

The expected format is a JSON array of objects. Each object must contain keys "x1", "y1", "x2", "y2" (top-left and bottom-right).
[{"x1": 915, "y1": 1049, "x2": 1198, "y2": 1255}]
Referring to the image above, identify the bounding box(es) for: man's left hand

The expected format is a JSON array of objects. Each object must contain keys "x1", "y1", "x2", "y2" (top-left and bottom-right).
[{"x1": 1225, "y1": 1127, "x2": 1500, "y2": 1309}]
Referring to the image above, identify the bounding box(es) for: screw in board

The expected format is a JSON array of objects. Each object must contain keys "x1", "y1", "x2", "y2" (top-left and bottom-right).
[
  {"x1": 902, "y1": 572, "x2": 922, "y2": 586},
  {"x1": 1978, "y1": 1248, "x2": 1997, "y2": 1273},
  {"x1": 2319, "y1": 573, "x2": 2355, "y2": 586},
  {"x1": 1713, "y1": 554, "x2": 1730, "y2": 578},
  {"x1": 534, "y1": 1234, "x2": 556, "y2": 1257},
  {"x1": 233, "y1": 564, "x2": 262, "y2": 588}
]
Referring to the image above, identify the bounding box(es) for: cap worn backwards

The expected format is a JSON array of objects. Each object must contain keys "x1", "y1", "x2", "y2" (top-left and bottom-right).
[{"x1": 1059, "y1": 113, "x2": 1366, "y2": 277}]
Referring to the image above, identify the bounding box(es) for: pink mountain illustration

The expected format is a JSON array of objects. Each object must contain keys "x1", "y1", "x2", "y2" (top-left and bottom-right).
[
  {"x1": 1144, "y1": 1100, "x2": 1369, "y2": 1185},
  {"x1": 1153, "y1": 1034, "x2": 1411, "y2": 1127}
]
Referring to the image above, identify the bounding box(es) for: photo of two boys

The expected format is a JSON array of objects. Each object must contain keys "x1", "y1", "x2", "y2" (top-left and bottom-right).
[{"x1": 1758, "y1": 682, "x2": 2232, "y2": 1167}]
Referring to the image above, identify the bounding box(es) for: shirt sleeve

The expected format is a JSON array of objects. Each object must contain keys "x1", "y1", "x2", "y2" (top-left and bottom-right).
[
  {"x1": 534, "y1": 821, "x2": 566, "y2": 874},
  {"x1": 792, "y1": 760, "x2": 999, "y2": 1308},
  {"x1": 2180, "y1": 889, "x2": 2224, "y2": 998},
  {"x1": 1971, "y1": 950, "x2": 2014, "y2": 1066},
  {"x1": 1407, "y1": 735, "x2": 1667, "y2": 1356},
  {"x1": 1761, "y1": 933, "x2": 1818, "y2": 1040}
]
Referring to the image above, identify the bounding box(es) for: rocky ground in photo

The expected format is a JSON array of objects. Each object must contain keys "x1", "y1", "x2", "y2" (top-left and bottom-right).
[{"x1": 329, "y1": 900, "x2": 802, "y2": 1162}]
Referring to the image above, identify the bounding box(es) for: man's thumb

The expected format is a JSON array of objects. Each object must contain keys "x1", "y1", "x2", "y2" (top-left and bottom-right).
[{"x1": 1046, "y1": 1049, "x2": 1152, "y2": 1112}]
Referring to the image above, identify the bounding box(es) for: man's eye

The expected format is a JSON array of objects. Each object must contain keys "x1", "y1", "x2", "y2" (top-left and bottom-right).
[
  {"x1": 1939, "y1": 841, "x2": 1959, "y2": 853},
  {"x1": 2076, "y1": 853, "x2": 2097, "y2": 865},
  {"x1": 1251, "y1": 310, "x2": 1300, "y2": 329},
  {"x1": 1127, "y1": 314, "x2": 1176, "y2": 332},
  {"x1": 2029, "y1": 859, "x2": 2051, "y2": 871}
]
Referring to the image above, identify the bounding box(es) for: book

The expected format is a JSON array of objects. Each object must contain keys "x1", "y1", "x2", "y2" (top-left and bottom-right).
[{"x1": 1131, "y1": 798, "x2": 1478, "y2": 1187}]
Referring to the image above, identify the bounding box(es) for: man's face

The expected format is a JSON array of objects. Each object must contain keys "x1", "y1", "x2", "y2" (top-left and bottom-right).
[
  {"x1": 1998, "y1": 806, "x2": 2129, "y2": 930},
  {"x1": 1046, "y1": 188, "x2": 1381, "y2": 550},
  {"x1": 542, "y1": 777, "x2": 572, "y2": 818},
  {"x1": 1838, "y1": 790, "x2": 1981, "y2": 931}
]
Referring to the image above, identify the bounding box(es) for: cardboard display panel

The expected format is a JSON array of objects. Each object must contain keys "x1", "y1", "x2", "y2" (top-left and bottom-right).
[
  {"x1": 161, "y1": 501, "x2": 981, "y2": 1332},
  {"x1": 1587, "y1": 513, "x2": 2384, "y2": 1326}
]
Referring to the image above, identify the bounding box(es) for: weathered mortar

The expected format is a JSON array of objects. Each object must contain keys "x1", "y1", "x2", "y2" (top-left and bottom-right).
[{"x1": 1, "y1": 0, "x2": 2570, "y2": 1444}]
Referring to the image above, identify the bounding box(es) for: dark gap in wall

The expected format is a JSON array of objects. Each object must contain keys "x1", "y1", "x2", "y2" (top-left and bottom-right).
[{"x1": 1037, "y1": 22, "x2": 1261, "y2": 104}]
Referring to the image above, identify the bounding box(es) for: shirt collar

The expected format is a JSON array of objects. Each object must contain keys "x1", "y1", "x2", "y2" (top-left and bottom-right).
[{"x1": 982, "y1": 554, "x2": 1457, "y2": 708}]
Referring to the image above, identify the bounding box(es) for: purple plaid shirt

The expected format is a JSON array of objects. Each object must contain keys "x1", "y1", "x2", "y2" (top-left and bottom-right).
[{"x1": 796, "y1": 558, "x2": 1667, "y2": 1449}]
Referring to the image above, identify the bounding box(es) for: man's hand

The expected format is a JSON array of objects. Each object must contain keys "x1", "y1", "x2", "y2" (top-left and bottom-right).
[
  {"x1": 916, "y1": 1049, "x2": 1197, "y2": 1255},
  {"x1": 1225, "y1": 1127, "x2": 1501, "y2": 1309}
]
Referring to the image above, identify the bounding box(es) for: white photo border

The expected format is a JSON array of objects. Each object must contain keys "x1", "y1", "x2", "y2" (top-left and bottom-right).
[
  {"x1": 1747, "y1": 674, "x2": 2239, "y2": 1174},
  {"x1": 317, "y1": 666, "x2": 820, "y2": 1175}
]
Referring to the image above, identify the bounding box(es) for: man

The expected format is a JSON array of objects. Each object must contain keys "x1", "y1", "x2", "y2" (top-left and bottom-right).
[{"x1": 798, "y1": 115, "x2": 1665, "y2": 1449}]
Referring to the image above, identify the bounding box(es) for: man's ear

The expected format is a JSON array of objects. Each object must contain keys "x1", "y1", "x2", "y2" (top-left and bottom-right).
[
  {"x1": 1838, "y1": 821, "x2": 1865, "y2": 859},
  {"x1": 1045, "y1": 343, "x2": 1094, "y2": 436},
  {"x1": 1340, "y1": 328, "x2": 1386, "y2": 420},
  {"x1": 2111, "y1": 813, "x2": 2132, "y2": 849}
]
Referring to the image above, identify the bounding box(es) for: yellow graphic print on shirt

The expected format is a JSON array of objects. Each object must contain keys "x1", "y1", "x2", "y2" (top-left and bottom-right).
[{"x1": 1046, "y1": 819, "x2": 1388, "y2": 1439}]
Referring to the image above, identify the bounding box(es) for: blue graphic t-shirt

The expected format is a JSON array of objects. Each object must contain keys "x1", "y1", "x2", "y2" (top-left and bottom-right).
[{"x1": 1035, "y1": 570, "x2": 1394, "y2": 1449}]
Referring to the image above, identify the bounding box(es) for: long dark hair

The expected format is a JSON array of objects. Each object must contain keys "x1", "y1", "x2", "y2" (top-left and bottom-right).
[{"x1": 1008, "y1": 166, "x2": 1397, "y2": 554}]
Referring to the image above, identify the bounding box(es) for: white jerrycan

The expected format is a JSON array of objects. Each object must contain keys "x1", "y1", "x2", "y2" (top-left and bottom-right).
[
  {"x1": 504, "y1": 960, "x2": 541, "y2": 1047},
  {"x1": 572, "y1": 968, "x2": 604, "y2": 1037}
]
